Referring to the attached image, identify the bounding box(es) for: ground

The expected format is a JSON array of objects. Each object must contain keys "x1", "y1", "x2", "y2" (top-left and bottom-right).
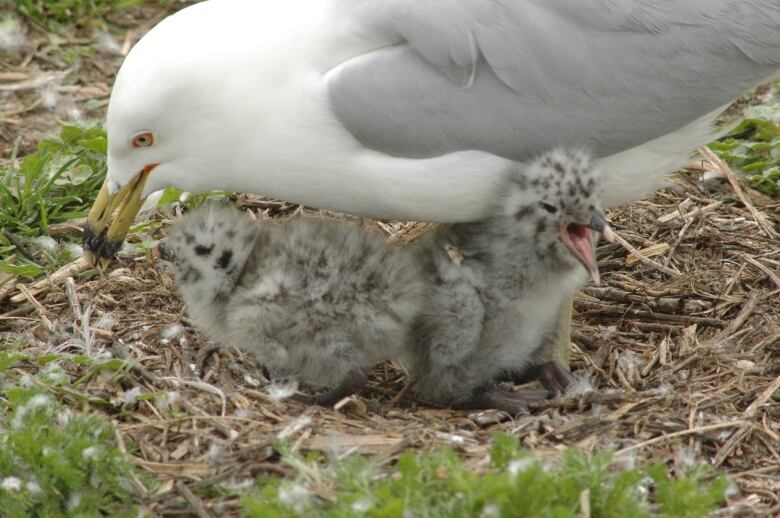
[{"x1": 1, "y1": 3, "x2": 778, "y2": 516}]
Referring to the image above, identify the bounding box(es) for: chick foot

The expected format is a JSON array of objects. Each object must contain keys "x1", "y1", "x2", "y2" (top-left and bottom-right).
[
  {"x1": 293, "y1": 368, "x2": 369, "y2": 407},
  {"x1": 533, "y1": 361, "x2": 576, "y2": 396},
  {"x1": 455, "y1": 387, "x2": 549, "y2": 415},
  {"x1": 504, "y1": 361, "x2": 577, "y2": 397}
]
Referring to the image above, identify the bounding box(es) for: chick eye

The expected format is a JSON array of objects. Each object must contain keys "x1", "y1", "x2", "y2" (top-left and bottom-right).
[
  {"x1": 540, "y1": 202, "x2": 558, "y2": 214},
  {"x1": 131, "y1": 131, "x2": 154, "y2": 148}
]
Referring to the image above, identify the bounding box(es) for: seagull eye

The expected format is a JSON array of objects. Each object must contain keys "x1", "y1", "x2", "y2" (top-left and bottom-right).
[
  {"x1": 540, "y1": 202, "x2": 558, "y2": 214},
  {"x1": 131, "y1": 132, "x2": 154, "y2": 148}
]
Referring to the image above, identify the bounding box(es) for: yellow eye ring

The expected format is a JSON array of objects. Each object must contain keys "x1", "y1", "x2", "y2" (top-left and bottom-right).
[{"x1": 132, "y1": 132, "x2": 154, "y2": 148}]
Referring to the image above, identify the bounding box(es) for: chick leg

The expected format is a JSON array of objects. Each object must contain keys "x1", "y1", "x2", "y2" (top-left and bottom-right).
[
  {"x1": 552, "y1": 297, "x2": 572, "y2": 366},
  {"x1": 528, "y1": 361, "x2": 577, "y2": 396},
  {"x1": 409, "y1": 282, "x2": 489, "y2": 408},
  {"x1": 294, "y1": 367, "x2": 368, "y2": 407},
  {"x1": 455, "y1": 387, "x2": 549, "y2": 415},
  {"x1": 502, "y1": 361, "x2": 576, "y2": 397}
]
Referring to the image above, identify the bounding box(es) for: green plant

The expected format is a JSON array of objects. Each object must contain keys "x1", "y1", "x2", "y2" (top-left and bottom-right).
[
  {"x1": 0, "y1": 124, "x2": 107, "y2": 278},
  {"x1": 0, "y1": 349, "x2": 138, "y2": 517},
  {"x1": 14, "y1": 0, "x2": 145, "y2": 27},
  {"x1": 240, "y1": 434, "x2": 729, "y2": 518},
  {"x1": 1, "y1": 124, "x2": 107, "y2": 237},
  {"x1": 710, "y1": 102, "x2": 780, "y2": 197}
]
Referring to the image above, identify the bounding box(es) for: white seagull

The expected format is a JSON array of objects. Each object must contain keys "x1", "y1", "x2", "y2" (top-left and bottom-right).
[{"x1": 84, "y1": 0, "x2": 780, "y2": 261}]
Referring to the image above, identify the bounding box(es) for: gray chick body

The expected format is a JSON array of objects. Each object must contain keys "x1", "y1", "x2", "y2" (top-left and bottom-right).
[
  {"x1": 159, "y1": 205, "x2": 425, "y2": 397},
  {"x1": 410, "y1": 148, "x2": 606, "y2": 410}
]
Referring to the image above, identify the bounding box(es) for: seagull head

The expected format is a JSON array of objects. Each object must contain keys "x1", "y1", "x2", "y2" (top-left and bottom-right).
[
  {"x1": 501, "y1": 148, "x2": 613, "y2": 284},
  {"x1": 83, "y1": 5, "x2": 248, "y2": 267}
]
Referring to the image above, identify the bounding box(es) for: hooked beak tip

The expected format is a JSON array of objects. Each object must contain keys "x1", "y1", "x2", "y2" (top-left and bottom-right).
[{"x1": 83, "y1": 166, "x2": 155, "y2": 266}]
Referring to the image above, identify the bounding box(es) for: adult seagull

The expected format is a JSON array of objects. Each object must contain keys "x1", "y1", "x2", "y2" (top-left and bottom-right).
[
  {"x1": 83, "y1": 0, "x2": 780, "y2": 365},
  {"x1": 85, "y1": 0, "x2": 780, "y2": 261}
]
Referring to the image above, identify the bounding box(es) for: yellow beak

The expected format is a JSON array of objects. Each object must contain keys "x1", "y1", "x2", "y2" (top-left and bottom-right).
[{"x1": 83, "y1": 167, "x2": 153, "y2": 268}]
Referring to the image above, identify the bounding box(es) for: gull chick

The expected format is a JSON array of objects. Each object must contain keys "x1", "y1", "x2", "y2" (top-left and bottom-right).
[
  {"x1": 156, "y1": 205, "x2": 425, "y2": 406},
  {"x1": 410, "y1": 148, "x2": 612, "y2": 414}
]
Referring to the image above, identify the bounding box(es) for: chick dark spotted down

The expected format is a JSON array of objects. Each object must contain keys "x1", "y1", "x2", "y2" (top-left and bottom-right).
[
  {"x1": 408, "y1": 148, "x2": 611, "y2": 413},
  {"x1": 157, "y1": 205, "x2": 426, "y2": 406}
]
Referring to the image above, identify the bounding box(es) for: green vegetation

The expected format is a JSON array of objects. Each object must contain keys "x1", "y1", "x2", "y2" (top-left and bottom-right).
[
  {"x1": 0, "y1": 124, "x2": 107, "y2": 278},
  {"x1": 14, "y1": 0, "x2": 147, "y2": 27},
  {"x1": 1, "y1": 125, "x2": 107, "y2": 237},
  {"x1": 241, "y1": 435, "x2": 729, "y2": 518},
  {"x1": 13, "y1": 0, "x2": 197, "y2": 30},
  {"x1": 0, "y1": 349, "x2": 137, "y2": 517},
  {"x1": 711, "y1": 102, "x2": 780, "y2": 197}
]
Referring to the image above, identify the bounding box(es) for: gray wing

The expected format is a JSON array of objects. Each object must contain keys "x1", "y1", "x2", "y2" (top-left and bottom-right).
[{"x1": 327, "y1": 0, "x2": 780, "y2": 160}]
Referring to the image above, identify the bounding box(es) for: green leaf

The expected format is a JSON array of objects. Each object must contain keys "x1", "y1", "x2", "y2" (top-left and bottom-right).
[
  {"x1": 60, "y1": 124, "x2": 84, "y2": 143},
  {"x1": 78, "y1": 136, "x2": 108, "y2": 154},
  {"x1": 0, "y1": 259, "x2": 42, "y2": 278}
]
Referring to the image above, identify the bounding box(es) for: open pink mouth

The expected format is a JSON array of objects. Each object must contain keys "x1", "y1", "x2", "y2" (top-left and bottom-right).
[{"x1": 559, "y1": 222, "x2": 613, "y2": 284}]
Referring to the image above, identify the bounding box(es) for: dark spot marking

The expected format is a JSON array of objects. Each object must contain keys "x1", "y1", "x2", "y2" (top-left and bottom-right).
[
  {"x1": 183, "y1": 232, "x2": 195, "y2": 245},
  {"x1": 553, "y1": 161, "x2": 564, "y2": 174},
  {"x1": 195, "y1": 244, "x2": 213, "y2": 256},
  {"x1": 536, "y1": 219, "x2": 547, "y2": 234},
  {"x1": 513, "y1": 175, "x2": 528, "y2": 190},
  {"x1": 217, "y1": 249, "x2": 233, "y2": 269},
  {"x1": 515, "y1": 205, "x2": 533, "y2": 220},
  {"x1": 226, "y1": 230, "x2": 236, "y2": 239}
]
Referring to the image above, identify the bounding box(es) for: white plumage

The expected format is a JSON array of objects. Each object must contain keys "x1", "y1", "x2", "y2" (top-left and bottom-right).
[{"x1": 95, "y1": 0, "x2": 780, "y2": 236}]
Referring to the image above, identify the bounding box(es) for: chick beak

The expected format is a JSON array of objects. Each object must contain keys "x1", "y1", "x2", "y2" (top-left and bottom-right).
[
  {"x1": 558, "y1": 209, "x2": 613, "y2": 285},
  {"x1": 588, "y1": 210, "x2": 615, "y2": 244},
  {"x1": 83, "y1": 164, "x2": 157, "y2": 268}
]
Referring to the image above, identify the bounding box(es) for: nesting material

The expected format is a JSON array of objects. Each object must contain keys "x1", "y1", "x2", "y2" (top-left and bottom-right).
[{"x1": 1, "y1": 171, "x2": 779, "y2": 514}]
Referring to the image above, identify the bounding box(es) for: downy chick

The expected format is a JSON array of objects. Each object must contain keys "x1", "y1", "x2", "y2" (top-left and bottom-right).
[
  {"x1": 156, "y1": 205, "x2": 426, "y2": 406},
  {"x1": 410, "y1": 148, "x2": 613, "y2": 414}
]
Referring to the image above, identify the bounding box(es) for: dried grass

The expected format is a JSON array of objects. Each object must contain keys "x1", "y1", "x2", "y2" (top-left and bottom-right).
[{"x1": 0, "y1": 166, "x2": 779, "y2": 515}]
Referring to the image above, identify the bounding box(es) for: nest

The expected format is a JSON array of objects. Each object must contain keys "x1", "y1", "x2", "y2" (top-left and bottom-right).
[{"x1": 1, "y1": 153, "x2": 779, "y2": 515}]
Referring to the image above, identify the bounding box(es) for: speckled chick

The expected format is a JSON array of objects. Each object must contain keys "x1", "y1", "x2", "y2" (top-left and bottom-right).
[
  {"x1": 156, "y1": 205, "x2": 426, "y2": 405},
  {"x1": 409, "y1": 148, "x2": 613, "y2": 414}
]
